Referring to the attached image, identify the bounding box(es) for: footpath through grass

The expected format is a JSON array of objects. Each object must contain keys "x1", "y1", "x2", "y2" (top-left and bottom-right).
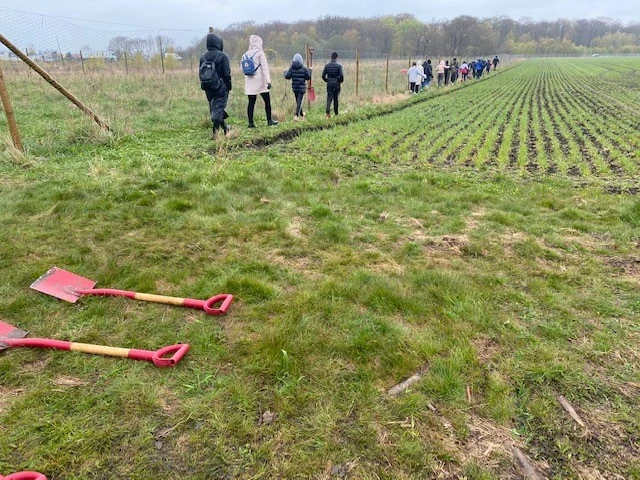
[{"x1": 0, "y1": 59, "x2": 639, "y2": 479}]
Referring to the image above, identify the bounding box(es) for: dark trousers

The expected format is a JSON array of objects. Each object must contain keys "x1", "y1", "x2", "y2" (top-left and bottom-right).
[
  {"x1": 326, "y1": 85, "x2": 340, "y2": 115},
  {"x1": 437, "y1": 73, "x2": 444, "y2": 86},
  {"x1": 294, "y1": 92, "x2": 305, "y2": 116},
  {"x1": 247, "y1": 92, "x2": 272, "y2": 124},
  {"x1": 206, "y1": 89, "x2": 228, "y2": 132}
]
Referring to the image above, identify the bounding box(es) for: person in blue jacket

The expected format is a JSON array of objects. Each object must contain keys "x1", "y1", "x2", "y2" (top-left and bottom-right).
[
  {"x1": 474, "y1": 59, "x2": 485, "y2": 78},
  {"x1": 284, "y1": 53, "x2": 311, "y2": 121}
]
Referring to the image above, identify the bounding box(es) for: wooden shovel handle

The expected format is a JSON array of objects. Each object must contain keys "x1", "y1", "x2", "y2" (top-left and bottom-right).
[
  {"x1": 76, "y1": 289, "x2": 233, "y2": 315},
  {"x1": 3, "y1": 338, "x2": 189, "y2": 367}
]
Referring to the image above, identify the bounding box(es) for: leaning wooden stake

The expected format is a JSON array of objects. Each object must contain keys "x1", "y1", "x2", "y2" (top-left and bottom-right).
[
  {"x1": 0, "y1": 33, "x2": 110, "y2": 131},
  {"x1": 0, "y1": 66, "x2": 23, "y2": 151}
]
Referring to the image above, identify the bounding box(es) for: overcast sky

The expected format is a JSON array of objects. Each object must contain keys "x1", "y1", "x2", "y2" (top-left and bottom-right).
[{"x1": 4, "y1": 0, "x2": 639, "y2": 32}]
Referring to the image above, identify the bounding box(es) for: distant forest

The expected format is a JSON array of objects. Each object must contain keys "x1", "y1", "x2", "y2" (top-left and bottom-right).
[{"x1": 185, "y1": 14, "x2": 640, "y2": 59}]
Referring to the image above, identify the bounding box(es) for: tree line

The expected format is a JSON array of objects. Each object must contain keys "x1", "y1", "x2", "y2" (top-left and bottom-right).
[{"x1": 107, "y1": 14, "x2": 640, "y2": 62}]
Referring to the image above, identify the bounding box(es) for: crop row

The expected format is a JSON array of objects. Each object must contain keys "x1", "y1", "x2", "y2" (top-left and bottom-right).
[{"x1": 292, "y1": 58, "x2": 640, "y2": 178}]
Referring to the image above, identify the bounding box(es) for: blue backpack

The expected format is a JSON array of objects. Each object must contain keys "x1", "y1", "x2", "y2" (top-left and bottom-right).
[{"x1": 241, "y1": 52, "x2": 260, "y2": 76}]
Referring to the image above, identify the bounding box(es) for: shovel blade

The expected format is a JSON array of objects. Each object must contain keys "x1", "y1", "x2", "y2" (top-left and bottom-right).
[
  {"x1": 30, "y1": 267, "x2": 97, "y2": 303},
  {"x1": 0, "y1": 319, "x2": 28, "y2": 351}
]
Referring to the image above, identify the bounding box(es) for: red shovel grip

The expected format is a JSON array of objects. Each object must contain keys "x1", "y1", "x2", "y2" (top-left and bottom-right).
[
  {"x1": 201, "y1": 294, "x2": 234, "y2": 315},
  {"x1": 152, "y1": 343, "x2": 190, "y2": 367},
  {"x1": 1, "y1": 472, "x2": 47, "y2": 480},
  {"x1": 126, "y1": 343, "x2": 190, "y2": 367}
]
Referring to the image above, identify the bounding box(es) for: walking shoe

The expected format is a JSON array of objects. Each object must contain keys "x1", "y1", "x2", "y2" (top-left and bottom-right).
[
  {"x1": 248, "y1": 122, "x2": 256, "y2": 128},
  {"x1": 325, "y1": 113, "x2": 330, "y2": 119},
  {"x1": 268, "y1": 120, "x2": 279, "y2": 126},
  {"x1": 294, "y1": 115, "x2": 299, "y2": 122}
]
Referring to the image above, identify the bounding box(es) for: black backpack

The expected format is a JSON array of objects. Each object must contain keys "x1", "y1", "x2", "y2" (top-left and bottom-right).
[{"x1": 199, "y1": 59, "x2": 222, "y2": 91}]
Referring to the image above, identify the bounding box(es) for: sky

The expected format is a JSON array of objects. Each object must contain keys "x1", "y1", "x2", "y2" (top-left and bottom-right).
[{"x1": 4, "y1": 0, "x2": 640, "y2": 32}]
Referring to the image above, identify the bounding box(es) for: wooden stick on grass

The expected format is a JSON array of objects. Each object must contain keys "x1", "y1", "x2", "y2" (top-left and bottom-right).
[{"x1": 557, "y1": 395, "x2": 586, "y2": 428}]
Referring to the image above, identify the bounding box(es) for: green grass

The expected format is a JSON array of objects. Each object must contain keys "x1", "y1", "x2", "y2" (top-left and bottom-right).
[{"x1": 0, "y1": 58, "x2": 639, "y2": 479}]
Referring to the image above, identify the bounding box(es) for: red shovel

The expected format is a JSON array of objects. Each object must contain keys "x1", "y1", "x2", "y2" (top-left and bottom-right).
[
  {"x1": 0, "y1": 472, "x2": 47, "y2": 480},
  {"x1": 0, "y1": 319, "x2": 189, "y2": 368},
  {"x1": 31, "y1": 267, "x2": 233, "y2": 315}
]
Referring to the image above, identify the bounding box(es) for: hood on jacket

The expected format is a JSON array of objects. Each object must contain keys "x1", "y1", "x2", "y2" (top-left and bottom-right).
[
  {"x1": 207, "y1": 33, "x2": 223, "y2": 51},
  {"x1": 249, "y1": 35, "x2": 263, "y2": 51},
  {"x1": 292, "y1": 53, "x2": 304, "y2": 69}
]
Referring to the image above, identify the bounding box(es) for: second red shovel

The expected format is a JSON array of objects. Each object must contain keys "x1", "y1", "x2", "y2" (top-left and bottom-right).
[{"x1": 31, "y1": 267, "x2": 233, "y2": 315}]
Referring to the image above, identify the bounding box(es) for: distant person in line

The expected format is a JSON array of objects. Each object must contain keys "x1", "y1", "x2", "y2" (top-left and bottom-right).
[
  {"x1": 493, "y1": 55, "x2": 500, "y2": 70},
  {"x1": 485, "y1": 59, "x2": 491, "y2": 73},
  {"x1": 474, "y1": 59, "x2": 485, "y2": 78},
  {"x1": 322, "y1": 52, "x2": 344, "y2": 118},
  {"x1": 459, "y1": 61, "x2": 469, "y2": 82},
  {"x1": 436, "y1": 60, "x2": 447, "y2": 87},
  {"x1": 469, "y1": 60, "x2": 476, "y2": 78},
  {"x1": 450, "y1": 58, "x2": 459, "y2": 84},
  {"x1": 199, "y1": 31, "x2": 232, "y2": 136},
  {"x1": 422, "y1": 59, "x2": 433, "y2": 88},
  {"x1": 407, "y1": 62, "x2": 425, "y2": 94},
  {"x1": 284, "y1": 53, "x2": 311, "y2": 121},
  {"x1": 444, "y1": 60, "x2": 451, "y2": 85},
  {"x1": 243, "y1": 35, "x2": 278, "y2": 127}
]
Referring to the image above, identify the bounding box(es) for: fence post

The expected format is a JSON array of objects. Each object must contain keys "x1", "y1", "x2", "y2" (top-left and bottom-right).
[
  {"x1": 159, "y1": 36, "x2": 165, "y2": 74},
  {"x1": 385, "y1": 53, "x2": 389, "y2": 93},
  {"x1": 124, "y1": 51, "x2": 128, "y2": 75},
  {"x1": 0, "y1": 33, "x2": 111, "y2": 131},
  {"x1": 0, "y1": 67, "x2": 23, "y2": 152},
  {"x1": 79, "y1": 51, "x2": 85, "y2": 75},
  {"x1": 355, "y1": 47, "x2": 360, "y2": 99}
]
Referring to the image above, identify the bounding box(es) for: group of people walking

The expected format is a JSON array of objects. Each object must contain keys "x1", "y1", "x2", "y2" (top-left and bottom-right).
[
  {"x1": 407, "y1": 56, "x2": 500, "y2": 92},
  {"x1": 199, "y1": 31, "x2": 344, "y2": 136}
]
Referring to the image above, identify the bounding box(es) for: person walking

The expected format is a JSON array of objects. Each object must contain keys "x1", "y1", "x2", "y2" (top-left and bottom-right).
[
  {"x1": 322, "y1": 52, "x2": 344, "y2": 118},
  {"x1": 422, "y1": 59, "x2": 433, "y2": 88},
  {"x1": 474, "y1": 59, "x2": 485, "y2": 78},
  {"x1": 460, "y1": 61, "x2": 469, "y2": 82},
  {"x1": 284, "y1": 53, "x2": 311, "y2": 121},
  {"x1": 199, "y1": 31, "x2": 232, "y2": 136},
  {"x1": 492, "y1": 55, "x2": 500, "y2": 70},
  {"x1": 436, "y1": 60, "x2": 447, "y2": 87},
  {"x1": 407, "y1": 62, "x2": 425, "y2": 94},
  {"x1": 485, "y1": 59, "x2": 491, "y2": 74},
  {"x1": 243, "y1": 35, "x2": 278, "y2": 127}
]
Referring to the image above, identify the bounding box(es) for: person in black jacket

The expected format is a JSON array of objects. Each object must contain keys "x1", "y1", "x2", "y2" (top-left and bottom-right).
[
  {"x1": 322, "y1": 52, "x2": 344, "y2": 118},
  {"x1": 199, "y1": 32, "x2": 232, "y2": 135},
  {"x1": 284, "y1": 53, "x2": 311, "y2": 121},
  {"x1": 422, "y1": 59, "x2": 433, "y2": 89}
]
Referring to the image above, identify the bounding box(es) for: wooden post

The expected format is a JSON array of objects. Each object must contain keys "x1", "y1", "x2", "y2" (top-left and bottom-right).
[
  {"x1": 304, "y1": 43, "x2": 311, "y2": 113},
  {"x1": 408, "y1": 54, "x2": 412, "y2": 91},
  {"x1": 124, "y1": 51, "x2": 129, "y2": 75},
  {"x1": 385, "y1": 53, "x2": 389, "y2": 93},
  {"x1": 0, "y1": 67, "x2": 24, "y2": 151},
  {"x1": 159, "y1": 36, "x2": 165, "y2": 74},
  {"x1": 189, "y1": 53, "x2": 193, "y2": 73},
  {"x1": 355, "y1": 47, "x2": 360, "y2": 99},
  {"x1": 0, "y1": 33, "x2": 111, "y2": 131},
  {"x1": 79, "y1": 51, "x2": 85, "y2": 75}
]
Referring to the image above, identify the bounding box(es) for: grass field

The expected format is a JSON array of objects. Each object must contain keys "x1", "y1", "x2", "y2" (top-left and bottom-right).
[{"x1": 1, "y1": 58, "x2": 639, "y2": 479}]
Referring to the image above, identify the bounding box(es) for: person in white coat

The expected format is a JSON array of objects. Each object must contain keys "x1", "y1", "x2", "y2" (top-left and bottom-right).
[
  {"x1": 407, "y1": 62, "x2": 425, "y2": 94},
  {"x1": 243, "y1": 35, "x2": 278, "y2": 127}
]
